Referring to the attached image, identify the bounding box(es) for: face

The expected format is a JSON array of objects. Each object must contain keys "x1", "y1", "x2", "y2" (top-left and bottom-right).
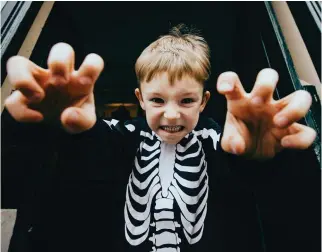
[{"x1": 135, "y1": 72, "x2": 210, "y2": 144}]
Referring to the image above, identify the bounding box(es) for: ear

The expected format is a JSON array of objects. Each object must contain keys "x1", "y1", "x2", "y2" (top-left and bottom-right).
[
  {"x1": 135, "y1": 88, "x2": 146, "y2": 110},
  {"x1": 199, "y1": 91, "x2": 210, "y2": 113}
]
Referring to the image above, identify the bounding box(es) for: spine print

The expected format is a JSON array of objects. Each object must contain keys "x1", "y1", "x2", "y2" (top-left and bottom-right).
[{"x1": 125, "y1": 130, "x2": 216, "y2": 251}]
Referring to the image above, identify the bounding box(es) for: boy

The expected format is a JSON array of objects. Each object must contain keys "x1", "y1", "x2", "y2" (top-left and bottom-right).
[{"x1": 4, "y1": 25, "x2": 316, "y2": 252}]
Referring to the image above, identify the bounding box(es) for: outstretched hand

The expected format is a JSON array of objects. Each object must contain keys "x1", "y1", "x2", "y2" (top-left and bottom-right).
[
  {"x1": 5, "y1": 43, "x2": 104, "y2": 134},
  {"x1": 217, "y1": 68, "x2": 316, "y2": 160}
]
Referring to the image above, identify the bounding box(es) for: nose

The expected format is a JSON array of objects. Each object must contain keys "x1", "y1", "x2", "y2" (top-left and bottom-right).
[{"x1": 164, "y1": 104, "x2": 180, "y2": 119}]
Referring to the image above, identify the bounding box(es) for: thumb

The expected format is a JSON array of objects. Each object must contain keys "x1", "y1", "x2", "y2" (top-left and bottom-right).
[
  {"x1": 221, "y1": 113, "x2": 246, "y2": 155},
  {"x1": 281, "y1": 123, "x2": 316, "y2": 149},
  {"x1": 60, "y1": 95, "x2": 96, "y2": 134}
]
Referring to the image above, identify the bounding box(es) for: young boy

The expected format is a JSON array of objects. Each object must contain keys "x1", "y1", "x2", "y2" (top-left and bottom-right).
[{"x1": 4, "y1": 25, "x2": 316, "y2": 252}]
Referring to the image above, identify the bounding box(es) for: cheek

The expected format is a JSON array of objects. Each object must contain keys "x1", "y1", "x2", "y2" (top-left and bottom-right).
[
  {"x1": 145, "y1": 108, "x2": 163, "y2": 125},
  {"x1": 188, "y1": 113, "x2": 200, "y2": 128},
  {"x1": 182, "y1": 108, "x2": 200, "y2": 127}
]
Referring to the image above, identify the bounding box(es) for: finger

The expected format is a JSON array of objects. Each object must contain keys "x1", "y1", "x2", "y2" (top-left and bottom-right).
[
  {"x1": 221, "y1": 114, "x2": 246, "y2": 155},
  {"x1": 281, "y1": 123, "x2": 317, "y2": 149},
  {"x1": 73, "y1": 53, "x2": 105, "y2": 95},
  {"x1": 273, "y1": 90, "x2": 312, "y2": 128},
  {"x1": 7, "y1": 56, "x2": 46, "y2": 102},
  {"x1": 47, "y1": 42, "x2": 75, "y2": 86},
  {"x1": 5, "y1": 90, "x2": 44, "y2": 122},
  {"x1": 60, "y1": 94, "x2": 96, "y2": 134},
  {"x1": 250, "y1": 68, "x2": 279, "y2": 106},
  {"x1": 217, "y1": 71, "x2": 246, "y2": 100}
]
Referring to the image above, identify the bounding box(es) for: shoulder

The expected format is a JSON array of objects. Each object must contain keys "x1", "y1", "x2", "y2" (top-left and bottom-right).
[
  {"x1": 101, "y1": 116, "x2": 150, "y2": 134},
  {"x1": 194, "y1": 115, "x2": 222, "y2": 133},
  {"x1": 192, "y1": 115, "x2": 222, "y2": 151}
]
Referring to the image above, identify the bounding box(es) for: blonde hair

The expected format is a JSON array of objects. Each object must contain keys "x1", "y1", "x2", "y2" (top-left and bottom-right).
[{"x1": 135, "y1": 24, "x2": 211, "y2": 86}]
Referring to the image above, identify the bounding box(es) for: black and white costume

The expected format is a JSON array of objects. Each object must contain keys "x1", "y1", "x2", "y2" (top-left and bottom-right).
[
  {"x1": 5, "y1": 114, "x2": 262, "y2": 252},
  {"x1": 104, "y1": 116, "x2": 221, "y2": 251}
]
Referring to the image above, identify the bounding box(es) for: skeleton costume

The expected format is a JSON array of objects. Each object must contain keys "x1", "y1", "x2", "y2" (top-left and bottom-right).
[
  {"x1": 5, "y1": 112, "x2": 261, "y2": 252},
  {"x1": 102, "y1": 115, "x2": 221, "y2": 252},
  {"x1": 4, "y1": 107, "x2": 318, "y2": 252}
]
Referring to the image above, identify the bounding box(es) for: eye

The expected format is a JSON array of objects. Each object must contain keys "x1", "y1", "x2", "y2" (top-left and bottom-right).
[
  {"x1": 181, "y1": 98, "x2": 194, "y2": 104},
  {"x1": 150, "y1": 98, "x2": 164, "y2": 104}
]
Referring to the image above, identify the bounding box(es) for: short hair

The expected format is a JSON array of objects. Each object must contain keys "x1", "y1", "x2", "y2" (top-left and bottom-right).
[{"x1": 135, "y1": 24, "x2": 211, "y2": 86}]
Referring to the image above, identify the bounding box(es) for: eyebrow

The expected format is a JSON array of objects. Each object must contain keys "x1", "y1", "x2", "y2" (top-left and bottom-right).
[
  {"x1": 146, "y1": 92, "x2": 197, "y2": 97},
  {"x1": 180, "y1": 92, "x2": 197, "y2": 96},
  {"x1": 146, "y1": 92, "x2": 162, "y2": 96}
]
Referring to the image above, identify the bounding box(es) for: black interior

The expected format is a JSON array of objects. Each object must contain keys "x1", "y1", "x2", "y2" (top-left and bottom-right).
[{"x1": 25, "y1": 2, "x2": 273, "y2": 124}]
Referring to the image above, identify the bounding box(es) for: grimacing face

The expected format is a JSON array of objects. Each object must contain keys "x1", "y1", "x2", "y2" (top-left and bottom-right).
[{"x1": 135, "y1": 72, "x2": 210, "y2": 144}]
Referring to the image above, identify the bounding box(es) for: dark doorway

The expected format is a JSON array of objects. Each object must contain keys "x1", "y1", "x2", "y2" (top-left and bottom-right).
[
  {"x1": 2, "y1": 2, "x2": 320, "y2": 252},
  {"x1": 26, "y1": 1, "x2": 270, "y2": 125}
]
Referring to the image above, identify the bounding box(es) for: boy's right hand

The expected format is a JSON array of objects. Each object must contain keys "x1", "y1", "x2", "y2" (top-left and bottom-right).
[{"x1": 5, "y1": 43, "x2": 104, "y2": 134}]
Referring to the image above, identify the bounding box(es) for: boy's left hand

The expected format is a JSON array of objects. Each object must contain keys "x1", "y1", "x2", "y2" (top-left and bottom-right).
[{"x1": 217, "y1": 68, "x2": 316, "y2": 160}]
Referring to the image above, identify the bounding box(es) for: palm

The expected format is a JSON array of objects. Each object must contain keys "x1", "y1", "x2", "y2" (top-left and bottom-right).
[
  {"x1": 30, "y1": 75, "x2": 93, "y2": 123},
  {"x1": 225, "y1": 100, "x2": 287, "y2": 159},
  {"x1": 5, "y1": 43, "x2": 104, "y2": 133},
  {"x1": 217, "y1": 69, "x2": 316, "y2": 160}
]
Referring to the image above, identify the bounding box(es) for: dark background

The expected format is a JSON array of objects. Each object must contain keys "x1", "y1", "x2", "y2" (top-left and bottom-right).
[
  {"x1": 20, "y1": 1, "x2": 272, "y2": 125},
  {"x1": 2, "y1": 2, "x2": 321, "y2": 252}
]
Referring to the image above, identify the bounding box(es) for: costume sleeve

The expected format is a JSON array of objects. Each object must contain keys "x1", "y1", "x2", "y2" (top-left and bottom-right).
[
  {"x1": 194, "y1": 116, "x2": 242, "y2": 177},
  {"x1": 2, "y1": 108, "x2": 63, "y2": 209},
  {"x1": 193, "y1": 116, "x2": 222, "y2": 152},
  {"x1": 1, "y1": 110, "x2": 143, "y2": 209},
  {"x1": 44, "y1": 117, "x2": 146, "y2": 183}
]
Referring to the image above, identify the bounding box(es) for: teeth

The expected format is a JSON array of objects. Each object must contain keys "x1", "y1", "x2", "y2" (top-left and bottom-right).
[{"x1": 161, "y1": 126, "x2": 182, "y2": 132}]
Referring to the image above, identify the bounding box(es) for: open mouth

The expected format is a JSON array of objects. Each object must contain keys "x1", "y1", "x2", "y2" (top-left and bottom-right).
[{"x1": 160, "y1": 125, "x2": 184, "y2": 133}]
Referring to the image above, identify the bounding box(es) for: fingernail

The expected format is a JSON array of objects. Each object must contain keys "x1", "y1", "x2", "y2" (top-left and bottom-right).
[
  {"x1": 251, "y1": 97, "x2": 263, "y2": 106},
  {"x1": 69, "y1": 111, "x2": 78, "y2": 122},
  {"x1": 220, "y1": 82, "x2": 233, "y2": 92},
  {"x1": 282, "y1": 138, "x2": 290, "y2": 147},
  {"x1": 70, "y1": 111, "x2": 78, "y2": 120},
  {"x1": 230, "y1": 142, "x2": 238, "y2": 155},
  {"x1": 275, "y1": 116, "x2": 288, "y2": 127}
]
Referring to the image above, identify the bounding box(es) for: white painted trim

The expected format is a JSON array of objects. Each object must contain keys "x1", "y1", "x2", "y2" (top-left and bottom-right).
[
  {"x1": 306, "y1": 1, "x2": 321, "y2": 32},
  {"x1": 1, "y1": 209, "x2": 17, "y2": 252},
  {"x1": 1, "y1": 1, "x2": 32, "y2": 57},
  {"x1": 272, "y1": 1, "x2": 321, "y2": 100},
  {"x1": 1, "y1": 1, "x2": 55, "y2": 113},
  {"x1": 1, "y1": 1, "x2": 8, "y2": 11}
]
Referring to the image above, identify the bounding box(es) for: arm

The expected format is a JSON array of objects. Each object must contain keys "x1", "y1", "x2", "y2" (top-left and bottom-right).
[{"x1": 2, "y1": 43, "x2": 108, "y2": 208}]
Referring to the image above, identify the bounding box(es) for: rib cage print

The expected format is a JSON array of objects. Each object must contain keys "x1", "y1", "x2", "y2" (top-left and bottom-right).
[{"x1": 124, "y1": 126, "x2": 220, "y2": 252}]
